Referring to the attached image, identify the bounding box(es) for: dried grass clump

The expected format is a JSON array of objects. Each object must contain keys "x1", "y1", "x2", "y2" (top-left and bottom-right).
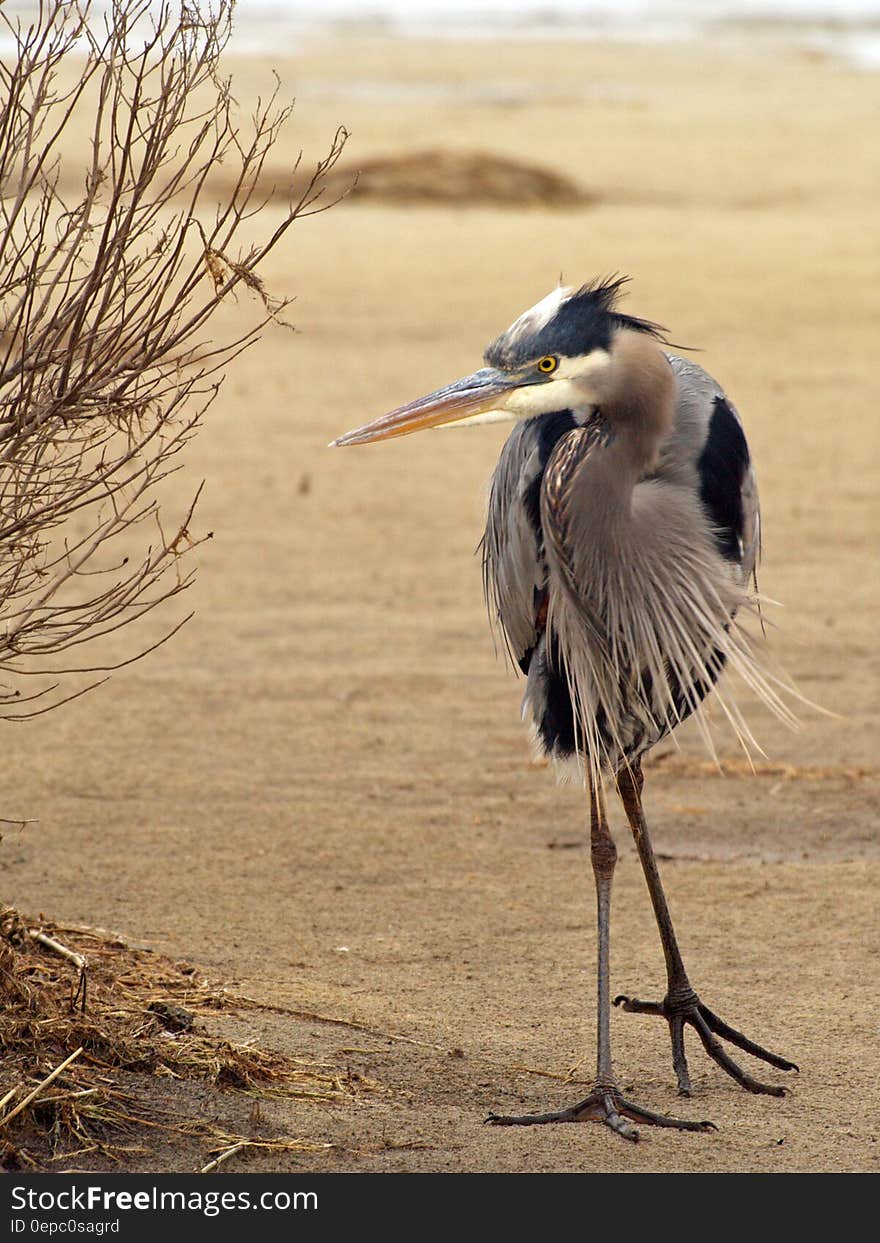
[
  {"x1": 242, "y1": 148, "x2": 593, "y2": 209},
  {"x1": 0, "y1": 908, "x2": 382, "y2": 1169}
]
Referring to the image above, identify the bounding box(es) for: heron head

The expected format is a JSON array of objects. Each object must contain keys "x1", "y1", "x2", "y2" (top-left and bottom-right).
[{"x1": 330, "y1": 277, "x2": 667, "y2": 447}]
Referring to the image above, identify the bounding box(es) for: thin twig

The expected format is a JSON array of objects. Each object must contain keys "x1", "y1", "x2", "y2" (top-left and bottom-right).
[
  {"x1": 200, "y1": 1141, "x2": 247, "y2": 1174},
  {"x1": 224, "y1": 995, "x2": 447, "y2": 1051},
  {"x1": 28, "y1": 929, "x2": 87, "y2": 972},
  {"x1": 28, "y1": 928, "x2": 88, "y2": 1011},
  {"x1": 0, "y1": 1046, "x2": 84, "y2": 1128}
]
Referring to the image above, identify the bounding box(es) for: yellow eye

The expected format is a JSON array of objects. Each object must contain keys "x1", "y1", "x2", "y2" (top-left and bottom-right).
[{"x1": 537, "y1": 355, "x2": 558, "y2": 374}]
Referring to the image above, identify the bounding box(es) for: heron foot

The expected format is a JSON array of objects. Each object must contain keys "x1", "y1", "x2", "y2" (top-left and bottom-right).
[
  {"x1": 613, "y1": 991, "x2": 799, "y2": 1097},
  {"x1": 485, "y1": 1082, "x2": 715, "y2": 1142}
]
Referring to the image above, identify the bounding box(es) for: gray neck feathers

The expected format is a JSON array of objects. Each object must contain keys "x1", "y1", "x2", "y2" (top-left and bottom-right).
[{"x1": 599, "y1": 330, "x2": 676, "y2": 478}]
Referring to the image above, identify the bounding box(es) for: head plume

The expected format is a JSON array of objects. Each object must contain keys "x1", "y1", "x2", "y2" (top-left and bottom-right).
[{"x1": 484, "y1": 275, "x2": 668, "y2": 371}]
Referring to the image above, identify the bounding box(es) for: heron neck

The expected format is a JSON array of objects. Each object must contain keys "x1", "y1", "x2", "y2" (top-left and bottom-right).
[
  {"x1": 566, "y1": 409, "x2": 670, "y2": 549},
  {"x1": 584, "y1": 430, "x2": 642, "y2": 529},
  {"x1": 586, "y1": 331, "x2": 676, "y2": 486}
]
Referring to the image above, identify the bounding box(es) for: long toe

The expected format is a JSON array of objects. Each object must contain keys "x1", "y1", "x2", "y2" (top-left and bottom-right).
[
  {"x1": 691, "y1": 1010, "x2": 787, "y2": 1096},
  {"x1": 615, "y1": 989, "x2": 797, "y2": 1096},
  {"x1": 486, "y1": 1084, "x2": 713, "y2": 1141},
  {"x1": 698, "y1": 1003, "x2": 799, "y2": 1072},
  {"x1": 618, "y1": 1097, "x2": 715, "y2": 1132}
]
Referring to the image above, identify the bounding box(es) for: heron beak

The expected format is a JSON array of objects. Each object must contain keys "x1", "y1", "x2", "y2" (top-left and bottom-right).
[{"x1": 329, "y1": 368, "x2": 516, "y2": 447}]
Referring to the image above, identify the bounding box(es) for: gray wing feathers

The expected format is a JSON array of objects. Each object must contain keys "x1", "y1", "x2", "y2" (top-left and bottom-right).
[{"x1": 481, "y1": 421, "x2": 547, "y2": 668}]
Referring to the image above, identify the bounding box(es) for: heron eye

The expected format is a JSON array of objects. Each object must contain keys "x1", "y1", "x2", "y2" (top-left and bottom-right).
[{"x1": 537, "y1": 356, "x2": 558, "y2": 374}]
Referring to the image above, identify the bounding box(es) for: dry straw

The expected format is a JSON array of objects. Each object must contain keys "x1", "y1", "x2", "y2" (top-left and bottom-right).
[{"x1": 0, "y1": 907, "x2": 383, "y2": 1170}]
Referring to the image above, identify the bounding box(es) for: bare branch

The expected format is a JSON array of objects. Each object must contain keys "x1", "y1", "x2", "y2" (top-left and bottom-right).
[{"x1": 0, "y1": 0, "x2": 347, "y2": 718}]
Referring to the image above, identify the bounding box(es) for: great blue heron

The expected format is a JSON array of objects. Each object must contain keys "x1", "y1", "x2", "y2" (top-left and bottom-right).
[{"x1": 331, "y1": 277, "x2": 799, "y2": 1140}]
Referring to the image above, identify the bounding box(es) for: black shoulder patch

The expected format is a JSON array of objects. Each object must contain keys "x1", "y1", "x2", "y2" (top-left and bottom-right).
[
  {"x1": 510, "y1": 411, "x2": 577, "y2": 678},
  {"x1": 521, "y1": 410, "x2": 577, "y2": 542},
  {"x1": 697, "y1": 396, "x2": 750, "y2": 563}
]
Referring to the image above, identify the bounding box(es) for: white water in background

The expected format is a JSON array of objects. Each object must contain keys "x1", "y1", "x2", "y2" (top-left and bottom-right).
[
  {"x1": 1, "y1": 1, "x2": 879, "y2": 67},
  {"x1": 226, "y1": 0, "x2": 880, "y2": 67}
]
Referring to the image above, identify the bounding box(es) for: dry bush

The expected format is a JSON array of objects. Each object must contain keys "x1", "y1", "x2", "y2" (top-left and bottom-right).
[
  {"x1": 0, "y1": 0, "x2": 357, "y2": 1171},
  {"x1": 0, "y1": 0, "x2": 346, "y2": 724}
]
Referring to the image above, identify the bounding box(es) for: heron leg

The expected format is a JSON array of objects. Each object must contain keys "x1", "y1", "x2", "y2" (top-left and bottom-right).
[
  {"x1": 591, "y1": 780, "x2": 616, "y2": 1086},
  {"x1": 486, "y1": 782, "x2": 714, "y2": 1139},
  {"x1": 613, "y1": 761, "x2": 798, "y2": 1098}
]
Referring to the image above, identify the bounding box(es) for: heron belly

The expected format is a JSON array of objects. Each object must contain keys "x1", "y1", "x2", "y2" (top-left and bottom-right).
[{"x1": 522, "y1": 628, "x2": 726, "y2": 781}]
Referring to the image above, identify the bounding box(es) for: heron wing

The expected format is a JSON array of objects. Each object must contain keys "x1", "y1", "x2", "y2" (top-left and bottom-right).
[
  {"x1": 664, "y1": 354, "x2": 761, "y2": 585},
  {"x1": 481, "y1": 411, "x2": 578, "y2": 672}
]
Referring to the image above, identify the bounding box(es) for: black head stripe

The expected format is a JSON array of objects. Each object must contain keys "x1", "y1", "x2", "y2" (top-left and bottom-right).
[{"x1": 484, "y1": 276, "x2": 667, "y2": 370}]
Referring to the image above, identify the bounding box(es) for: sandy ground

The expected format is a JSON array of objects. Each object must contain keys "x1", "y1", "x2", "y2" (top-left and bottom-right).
[{"x1": 1, "y1": 34, "x2": 878, "y2": 1173}]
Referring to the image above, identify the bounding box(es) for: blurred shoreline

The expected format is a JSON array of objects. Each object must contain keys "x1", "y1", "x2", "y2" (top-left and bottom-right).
[
  {"x1": 225, "y1": 0, "x2": 880, "y2": 69},
  {"x1": 2, "y1": 2, "x2": 880, "y2": 69}
]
